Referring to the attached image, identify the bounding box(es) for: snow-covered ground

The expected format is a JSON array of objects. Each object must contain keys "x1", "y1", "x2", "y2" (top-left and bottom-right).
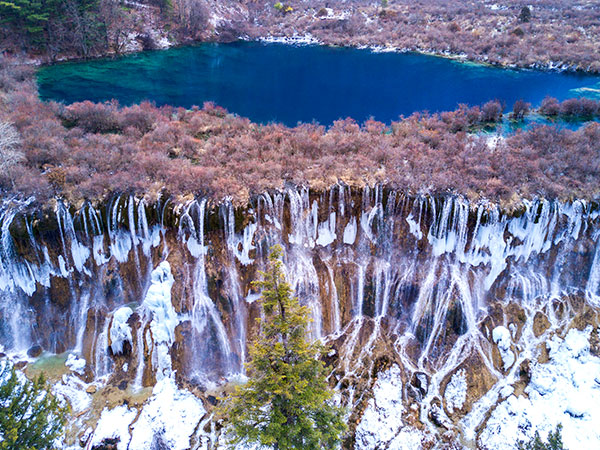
[
  {"x1": 87, "y1": 377, "x2": 206, "y2": 450},
  {"x1": 15, "y1": 322, "x2": 600, "y2": 450},
  {"x1": 479, "y1": 327, "x2": 600, "y2": 449},
  {"x1": 355, "y1": 365, "x2": 428, "y2": 450}
]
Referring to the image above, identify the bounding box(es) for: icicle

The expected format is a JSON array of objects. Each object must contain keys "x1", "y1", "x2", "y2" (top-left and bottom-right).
[{"x1": 107, "y1": 195, "x2": 132, "y2": 263}]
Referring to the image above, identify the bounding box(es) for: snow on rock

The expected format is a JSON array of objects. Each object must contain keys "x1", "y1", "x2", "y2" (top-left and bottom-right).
[
  {"x1": 387, "y1": 427, "x2": 427, "y2": 450},
  {"x1": 65, "y1": 353, "x2": 86, "y2": 375},
  {"x1": 479, "y1": 327, "x2": 600, "y2": 449},
  {"x1": 493, "y1": 326, "x2": 515, "y2": 370},
  {"x1": 143, "y1": 261, "x2": 178, "y2": 379},
  {"x1": 445, "y1": 369, "x2": 467, "y2": 414},
  {"x1": 53, "y1": 375, "x2": 91, "y2": 413},
  {"x1": 109, "y1": 306, "x2": 133, "y2": 355},
  {"x1": 355, "y1": 365, "x2": 404, "y2": 449},
  {"x1": 89, "y1": 377, "x2": 205, "y2": 450},
  {"x1": 89, "y1": 405, "x2": 137, "y2": 450},
  {"x1": 129, "y1": 376, "x2": 206, "y2": 450}
]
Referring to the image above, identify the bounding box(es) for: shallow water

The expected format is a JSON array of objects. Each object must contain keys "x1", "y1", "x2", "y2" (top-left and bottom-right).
[{"x1": 37, "y1": 41, "x2": 600, "y2": 126}]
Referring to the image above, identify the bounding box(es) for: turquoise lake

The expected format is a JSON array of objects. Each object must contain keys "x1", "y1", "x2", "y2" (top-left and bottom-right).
[{"x1": 37, "y1": 41, "x2": 600, "y2": 126}]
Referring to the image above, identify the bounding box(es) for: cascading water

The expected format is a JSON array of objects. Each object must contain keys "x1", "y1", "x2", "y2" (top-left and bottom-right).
[{"x1": 0, "y1": 185, "x2": 599, "y2": 448}]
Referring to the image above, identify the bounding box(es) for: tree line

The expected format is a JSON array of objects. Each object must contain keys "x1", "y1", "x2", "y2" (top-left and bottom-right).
[{"x1": 0, "y1": 0, "x2": 216, "y2": 59}]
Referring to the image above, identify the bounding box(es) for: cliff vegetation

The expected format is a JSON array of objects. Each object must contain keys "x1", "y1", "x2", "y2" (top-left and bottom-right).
[
  {"x1": 0, "y1": 59, "x2": 599, "y2": 208},
  {"x1": 1, "y1": 0, "x2": 600, "y2": 72}
]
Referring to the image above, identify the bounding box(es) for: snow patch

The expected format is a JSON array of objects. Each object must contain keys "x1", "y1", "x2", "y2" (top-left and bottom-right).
[
  {"x1": 129, "y1": 377, "x2": 206, "y2": 449},
  {"x1": 65, "y1": 353, "x2": 86, "y2": 375},
  {"x1": 90, "y1": 405, "x2": 137, "y2": 450},
  {"x1": 387, "y1": 427, "x2": 427, "y2": 449},
  {"x1": 53, "y1": 375, "x2": 92, "y2": 413},
  {"x1": 445, "y1": 369, "x2": 467, "y2": 414},
  {"x1": 355, "y1": 365, "x2": 404, "y2": 449},
  {"x1": 493, "y1": 326, "x2": 515, "y2": 370},
  {"x1": 479, "y1": 327, "x2": 600, "y2": 449}
]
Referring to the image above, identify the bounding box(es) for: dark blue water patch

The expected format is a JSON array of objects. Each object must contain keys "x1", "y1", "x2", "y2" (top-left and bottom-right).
[{"x1": 37, "y1": 41, "x2": 600, "y2": 126}]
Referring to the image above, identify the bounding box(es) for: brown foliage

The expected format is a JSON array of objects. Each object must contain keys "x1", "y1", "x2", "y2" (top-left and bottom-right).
[{"x1": 0, "y1": 65, "x2": 599, "y2": 207}]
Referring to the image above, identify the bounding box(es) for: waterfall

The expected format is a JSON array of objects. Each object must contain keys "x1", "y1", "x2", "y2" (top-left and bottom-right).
[{"x1": 0, "y1": 185, "x2": 597, "y2": 432}]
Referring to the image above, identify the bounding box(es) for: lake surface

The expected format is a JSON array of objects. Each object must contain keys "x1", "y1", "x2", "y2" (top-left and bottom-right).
[{"x1": 37, "y1": 41, "x2": 600, "y2": 126}]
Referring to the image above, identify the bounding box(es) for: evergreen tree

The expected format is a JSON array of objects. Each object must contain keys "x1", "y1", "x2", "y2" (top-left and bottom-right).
[
  {"x1": 0, "y1": 362, "x2": 66, "y2": 450},
  {"x1": 220, "y1": 245, "x2": 347, "y2": 450},
  {"x1": 519, "y1": 6, "x2": 532, "y2": 23},
  {"x1": 518, "y1": 424, "x2": 565, "y2": 450}
]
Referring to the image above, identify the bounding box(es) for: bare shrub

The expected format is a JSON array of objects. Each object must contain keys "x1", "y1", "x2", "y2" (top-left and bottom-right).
[{"x1": 0, "y1": 121, "x2": 24, "y2": 187}]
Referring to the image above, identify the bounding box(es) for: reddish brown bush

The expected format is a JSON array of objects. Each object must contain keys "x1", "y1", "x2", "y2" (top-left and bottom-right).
[
  {"x1": 1, "y1": 64, "x2": 599, "y2": 208},
  {"x1": 510, "y1": 100, "x2": 531, "y2": 121},
  {"x1": 63, "y1": 101, "x2": 121, "y2": 133},
  {"x1": 481, "y1": 100, "x2": 503, "y2": 123},
  {"x1": 540, "y1": 97, "x2": 560, "y2": 116}
]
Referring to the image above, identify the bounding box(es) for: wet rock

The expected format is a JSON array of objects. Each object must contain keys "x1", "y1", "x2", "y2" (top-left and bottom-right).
[
  {"x1": 91, "y1": 438, "x2": 119, "y2": 450},
  {"x1": 207, "y1": 395, "x2": 217, "y2": 406},
  {"x1": 449, "y1": 351, "x2": 497, "y2": 416},
  {"x1": 86, "y1": 385, "x2": 98, "y2": 394},
  {"x1": 14, "y1": 361, "x2": 27, "y2": 370},
  {"x1": 571, "y1": 304, "x2": 599, "y2": 331},
  {"x1": 512, "y1": 359, "x2": 531, "y2": 397},
  {"x1": 533, "y1": 311, "x2": 550, "y2": 337},
  {"x1": 590, "y1": 327, "x2": 600, "y2": 357},
  {"x1": 118, "y1": 380, "x2": 128, "y2": 391},
  {"x1": 411, "y1": 371, "x2": 429, "y2": 397},
  {"x1": 499, "y1": 303, "x2": 527, "y2": 341},
  {"x1": 537, "y1": 342, "x2": 550, "y2": 364},
  {"x1": 27, "y1": 344, "x2": 43, "y2": 358},
  {"x1": 429, "y1": 398, "x2": 451, "y2": 429}
]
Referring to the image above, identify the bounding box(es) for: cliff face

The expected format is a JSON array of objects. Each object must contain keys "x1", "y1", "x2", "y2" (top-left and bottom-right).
[{"x1": 1, "y1": 185, "x2": 600, "y2": 448}]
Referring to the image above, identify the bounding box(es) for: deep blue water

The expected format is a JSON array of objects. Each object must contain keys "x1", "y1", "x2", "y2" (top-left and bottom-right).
[{"x1": 37, "y1": 41, "x2": 600, "y2": 126}]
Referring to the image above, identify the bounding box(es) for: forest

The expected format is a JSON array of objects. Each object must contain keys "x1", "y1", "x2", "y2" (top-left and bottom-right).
[
  {"x1": 1, "y1": 0, "x2": 600, "y2": 72},
  {"x1": 1, "y1": 58, "x2": 599, "y2": 209}
]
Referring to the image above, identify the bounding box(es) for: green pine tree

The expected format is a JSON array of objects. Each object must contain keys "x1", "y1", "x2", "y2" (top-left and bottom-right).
[
  {"x1": 518, "y1": 424, "x2": 565, "y2": 450},
  {"x1": 220, "y1": 245, "x2": 347, "y2": 450},
  {"x1": 0, "y1": 362, "x2": 66, "y2": 450}
]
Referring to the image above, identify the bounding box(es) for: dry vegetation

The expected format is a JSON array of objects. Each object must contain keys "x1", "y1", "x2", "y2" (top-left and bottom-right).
[
  {"x1": 1, "y1": 59, "x2": 599, "y2": 208},
  {"x1": 247, "y1": 0, "x2": 600, "y2": 72},
  {"x1": 2, "y1": 0, "x2": 600, "y2": 73}
]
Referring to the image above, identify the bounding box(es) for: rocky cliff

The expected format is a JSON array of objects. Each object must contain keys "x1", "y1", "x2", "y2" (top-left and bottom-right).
[{"x1": 1, "y1": 185, "x2": 599, "y2": 449}]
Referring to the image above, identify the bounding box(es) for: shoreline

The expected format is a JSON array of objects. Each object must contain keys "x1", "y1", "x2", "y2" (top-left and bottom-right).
[{"x1": 24, "y1": 34, "x2": 599, "y2": 76}]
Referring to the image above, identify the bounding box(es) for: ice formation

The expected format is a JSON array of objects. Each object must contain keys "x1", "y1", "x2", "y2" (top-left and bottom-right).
[
  {"x1": 109, "y1": 306, "x2": 133, "y2": 355},
  {"x1": 142, "y1": 261, "x2": 178, "y2": 379},
  {"x1": 1, "y1": 187, "x2": 600, "y2": 448}
]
